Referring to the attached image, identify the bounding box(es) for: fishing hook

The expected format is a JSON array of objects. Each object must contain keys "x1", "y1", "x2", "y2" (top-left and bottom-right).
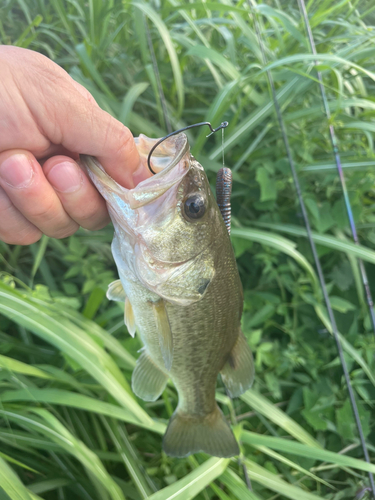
[{"x1": 147, "y1": 121, "x2": 229, "y2": 175}]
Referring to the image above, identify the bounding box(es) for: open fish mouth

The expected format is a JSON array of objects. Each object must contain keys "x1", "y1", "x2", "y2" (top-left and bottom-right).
[
  {"x1": 134, "y1": 133, "x2": 189, "y2": 175},
  {"x1": 81, "y1": 132, "x2": 190, "y2": 209}
]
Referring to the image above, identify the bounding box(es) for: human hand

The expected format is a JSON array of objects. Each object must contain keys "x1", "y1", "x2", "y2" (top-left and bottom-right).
[{"x1": 0, "y1": 45, "x2": 148, "y2": 245}]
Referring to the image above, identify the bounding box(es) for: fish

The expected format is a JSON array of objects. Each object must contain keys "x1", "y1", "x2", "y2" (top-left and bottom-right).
[{"x1": 81, "y1": 132, "x2": 254, "y2": 458}]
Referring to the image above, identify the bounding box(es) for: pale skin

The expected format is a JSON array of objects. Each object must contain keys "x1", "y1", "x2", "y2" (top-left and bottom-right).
[{"x1": 0, "y1": 45, "x2": 150, "y2": 245}]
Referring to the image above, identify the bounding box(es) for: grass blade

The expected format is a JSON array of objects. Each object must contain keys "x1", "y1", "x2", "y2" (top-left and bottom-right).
[
  {"x1": 133, "y1": 1, "x2": 184, "y2": 117},
  {"x1": 240, "y1": 390, "x2": 320, "y2": 448},
  {"x1": 0, "y1": 455, "x2": 41, "y2": 500},
  {"x1": 253, "y1": 222, "x2": 375, "y2": 264},
  {"x1": 147, "y1": 457, "x2": 229, "y2": 500},
  {"x1": 0, "y1": 388, "x2": 166, "y2": 434},
  {"x1": 242, "y1": 431, "x2": 375, "y2": 474},
  {"x1": 244, "y1": 459, "x2": 324, "y2": 500},
  {"x1": 0, "y1": 281, "x2": 150, "y2": 424}
]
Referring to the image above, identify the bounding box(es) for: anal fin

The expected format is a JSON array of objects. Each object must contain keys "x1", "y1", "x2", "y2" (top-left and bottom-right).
[
  {"x1": 132, "y1": 350, "x2": 168, "y2": 402},
  {"x1": 107, "y1": 279, "x2": 126, "y2": 302},
  {"x1": 221, "y1": 329, "x2": 254, "y2": 398},
  {"x1": 152, "y1": 300, "x2": 173, "y2": 371}
]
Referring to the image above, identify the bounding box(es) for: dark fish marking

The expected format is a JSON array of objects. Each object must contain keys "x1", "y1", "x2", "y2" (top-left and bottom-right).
[{"x1": 198, "y1": 279, "x2": 210, "y2": 295}]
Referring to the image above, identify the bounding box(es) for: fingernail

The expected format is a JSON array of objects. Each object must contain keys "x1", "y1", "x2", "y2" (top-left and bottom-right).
[
  {"x1": 0, "y1": 154, "x2": 34, "y2": 188},
  {"x1": 47, "y1": 162, "x2": 83, "y2": 193}
]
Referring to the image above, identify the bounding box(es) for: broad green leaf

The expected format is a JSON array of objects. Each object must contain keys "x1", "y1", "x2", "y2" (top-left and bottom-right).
[
  {"x1": 256, "y1": 167, "x2": 277, "y2": 201},
  {"x1": 315, "y1": 304, "x2": 375, "y2": 388},
  {"x1": 329, "y1": 296, "x2": 356, "y2": 313}
]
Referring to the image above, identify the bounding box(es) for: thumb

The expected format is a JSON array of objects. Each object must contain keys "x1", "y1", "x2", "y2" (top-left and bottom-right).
[{"x1": 61, "y1": 104, "x2": 146, "y2": 189}]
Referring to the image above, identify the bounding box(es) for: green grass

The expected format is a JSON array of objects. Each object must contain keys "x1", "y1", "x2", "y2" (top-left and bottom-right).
[{"x1": 1, "y1": 0, "x2": 375, "y2": 498}]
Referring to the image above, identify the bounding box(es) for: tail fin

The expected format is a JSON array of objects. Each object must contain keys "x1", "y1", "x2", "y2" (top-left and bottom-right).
[{"x1": 163, "y1": 405, "x2": 239, "y2": 458}]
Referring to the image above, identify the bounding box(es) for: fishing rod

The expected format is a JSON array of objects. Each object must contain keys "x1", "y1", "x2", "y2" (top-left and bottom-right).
[
  {"x1": 297, "y1": 0, "x2": 375, "y2": 341},
  {"x1": 248, "y1": 2, "x2": 375, "y2": 496}
]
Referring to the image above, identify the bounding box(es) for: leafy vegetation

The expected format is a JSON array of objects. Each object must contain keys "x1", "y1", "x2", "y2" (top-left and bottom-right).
[{"x1": 1, "y1": 0, "x2": 375, "y2": 498}]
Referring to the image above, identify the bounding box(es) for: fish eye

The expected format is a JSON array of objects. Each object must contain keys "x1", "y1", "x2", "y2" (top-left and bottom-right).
[{"x1": 183, "y1": 194, "x2": 206, "y2": 220}]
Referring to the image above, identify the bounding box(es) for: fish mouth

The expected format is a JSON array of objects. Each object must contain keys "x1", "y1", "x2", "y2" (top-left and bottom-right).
[
  {"x1": 134, "y1": 133, "x2": 188, "y2": 175},
  {"x1": 81, "y1": 132, "x2": 190, "y2": 210}
]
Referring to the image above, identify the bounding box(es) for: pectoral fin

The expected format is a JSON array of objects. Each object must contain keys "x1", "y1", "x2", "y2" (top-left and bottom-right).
[
  {"x1": 152, "y1": 300, "x2": 173, "y2": 371},
  {"x1": 107, "y1": 280, "x2": 126, "y2": 302},
  {"x1": 132, "y1": 349, "x2": 168, "y2": 402},
  {"x1": 125, "y1": 297, "x2": 136, "y2": 338},
  {"x1": 221, "y1": 330, "x2": 254, "y2": 398}
]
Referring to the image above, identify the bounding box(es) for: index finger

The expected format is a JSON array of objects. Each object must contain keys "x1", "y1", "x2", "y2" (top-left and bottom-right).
[
  {"x1": 10, "y1": 47, "x2": 147, "y2": 189},
  {"x1": 59, "y1": 104, "x2": 144, "y2": 189}
]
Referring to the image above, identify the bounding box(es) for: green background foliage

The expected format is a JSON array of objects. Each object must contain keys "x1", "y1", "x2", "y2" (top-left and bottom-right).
[{"x1": 1, "y1": 0, "x2": 375, "y2": 498}]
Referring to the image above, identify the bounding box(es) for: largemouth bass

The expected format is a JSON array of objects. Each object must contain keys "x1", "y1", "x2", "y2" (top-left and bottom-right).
[{"x1": 81, "y1": 133, "x2": 254, "y2": 458}]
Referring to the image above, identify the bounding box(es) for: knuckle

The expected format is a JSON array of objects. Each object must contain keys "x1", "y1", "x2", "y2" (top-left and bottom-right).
[
  {"x1": 81, "y1": 213, "x2": 110, "y2": 231},
  {"x1": 76, "y1": 201, "x2": 107, "y2": 223},
  {"x1": 104, "y1": 116, "x2": 135, "y2": 158},
  {"x1": 27, "y1": 197, "x2": 60, "y2": 221},
  {"x1": 45, "y1": 222, "x2": 79, "y2": 239},
  {"x1": 115, "y1": 126, "x2": 135, "y2": 157}
]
